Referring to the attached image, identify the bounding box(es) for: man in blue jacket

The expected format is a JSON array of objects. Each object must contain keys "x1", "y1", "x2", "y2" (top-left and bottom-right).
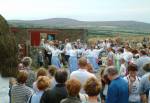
[{"x1": 105, "y1": 66, "x2": 129, "y2": 103}]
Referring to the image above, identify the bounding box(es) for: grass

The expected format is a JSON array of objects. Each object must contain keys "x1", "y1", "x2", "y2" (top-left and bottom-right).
[{"x1": 87, "y1": 34, "x2": 150, "y2": 44}]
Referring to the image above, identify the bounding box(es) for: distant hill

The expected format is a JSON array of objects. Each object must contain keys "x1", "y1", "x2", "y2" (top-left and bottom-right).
[
  {"x1": 8, "y1": 18, "x2": 83, "y2": 27},
  {"x1": 8, "y1": 18, "x2": 150, "y2": 35}
]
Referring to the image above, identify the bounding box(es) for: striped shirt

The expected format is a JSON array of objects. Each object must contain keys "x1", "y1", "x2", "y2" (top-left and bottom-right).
[
  {"x1": 25, "y1": 69, "x2": 36, "y2": 88},
  {"x1": 11, "y1": 84, "x2": 33, "y2": 103}
]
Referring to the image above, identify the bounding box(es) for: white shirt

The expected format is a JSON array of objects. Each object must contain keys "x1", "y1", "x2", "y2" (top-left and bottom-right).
[
  {"x1": 77, "y1": 48, "x2": 84, "y2": 58},
  {"x1": 119, "y1": 53, "x2": 125, "y2": 59},
  {"x1": 51, "y1": 48, "x2": 63, "y2": 57},
  {"x1": 106, "y1": 42, "x2": 111, "y2": 48},
  {"x1": 93, "y1": 48, "x2": 104, "y2": 58},
  {"x1": 119, "y1": 64, "x2": 127, "y2": 76},
  {"x1": 70, "y1": 69, "x2": 96, "y2": 93},
  {"x1": 107, "y1": 51, "x2": 115, "y2": 61},
  {"x1": 123, "y1": 51, "x2": 133, "y2": 62},
  {"x1": 84, "y1": 49, "x2": 95, "y2": 58},
  {"x1": 69, "y1": 49, "x2": 78, "y2": 57},
  {"x1": 43, "y1": 43, "x2": 49, "y2": 52},
  {"x1": 124, "y1": 76, "x2": 141, "y2": 102},
  {"x1": 136, "y1": 55, "x2": 150, "y2": 77},
  {"x1": 46, "y1": 45, "x2": 53, "y2": 54},
  {"x1": 33, "y1": 82, "x2": 39, "y2": 92},
  {"x1": 65, "y1": 43, "x2": 72, "y2": 55},
  {"x1": 103, "y1": 85, "x2": 108, "y2": 96}
]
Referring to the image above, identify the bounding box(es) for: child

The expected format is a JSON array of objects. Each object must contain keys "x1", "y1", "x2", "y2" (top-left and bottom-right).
[
  {"x1": 9, "y1": 78, "x2": 17, "y2": 103},
  {"x1": 37, "y1": 51, "x2": 44, "y2": 67},
  {"x1": 119, "y1": 58, "x2": 127, "y2": 77}
]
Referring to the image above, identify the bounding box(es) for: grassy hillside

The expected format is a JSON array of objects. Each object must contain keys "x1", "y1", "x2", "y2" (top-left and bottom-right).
[{"x1": 8, "y1": 18, "x2": 150, "y2": 35}]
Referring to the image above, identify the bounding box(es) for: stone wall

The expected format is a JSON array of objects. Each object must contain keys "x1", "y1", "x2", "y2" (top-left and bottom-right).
[{"x1": 10, "y1": 28, "x2": 88, "y2": 43}]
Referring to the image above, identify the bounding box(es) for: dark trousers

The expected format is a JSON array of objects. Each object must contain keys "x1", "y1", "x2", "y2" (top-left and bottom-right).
[
  {"x1": 129, "y1": 102, "x2": 141, "y2": 103},
  {"x1": 61, "y1": 53, "x2": 66, "y2": 66},
  {"x1": 39, "y1": 62, "x2": 43, "y2": 67},
  {"x1": 65, "y1": 55, "x2": 70, "y2": 63},
  {"x1": 47, "y1": 54, "x2": 52, "y2": 65}
]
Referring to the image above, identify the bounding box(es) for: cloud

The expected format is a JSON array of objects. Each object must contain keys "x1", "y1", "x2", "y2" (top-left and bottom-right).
[{"x1": 0, "y1": 0, "x2": 150, "y2": 22}]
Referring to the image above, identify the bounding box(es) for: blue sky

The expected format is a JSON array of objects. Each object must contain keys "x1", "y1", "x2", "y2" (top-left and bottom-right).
[{"x1": 0, "y1": 0, "x2": 150, "y2": 23}]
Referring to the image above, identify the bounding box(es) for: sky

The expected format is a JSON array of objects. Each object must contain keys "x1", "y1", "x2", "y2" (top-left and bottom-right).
[{"x1": 0, "y1": 0, "x2": 150, "y2": 23}]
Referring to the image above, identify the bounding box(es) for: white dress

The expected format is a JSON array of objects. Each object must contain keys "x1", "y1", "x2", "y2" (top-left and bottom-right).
[
  {"x1": 69, "y1": 49, "x2": 78, "y2": 73},
  {"x1": 85, "y1": 49, "x2": 99, "y2": 70},
  {"x1": 51, "y1": 48, "x2": 63, "y2": 68}
]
